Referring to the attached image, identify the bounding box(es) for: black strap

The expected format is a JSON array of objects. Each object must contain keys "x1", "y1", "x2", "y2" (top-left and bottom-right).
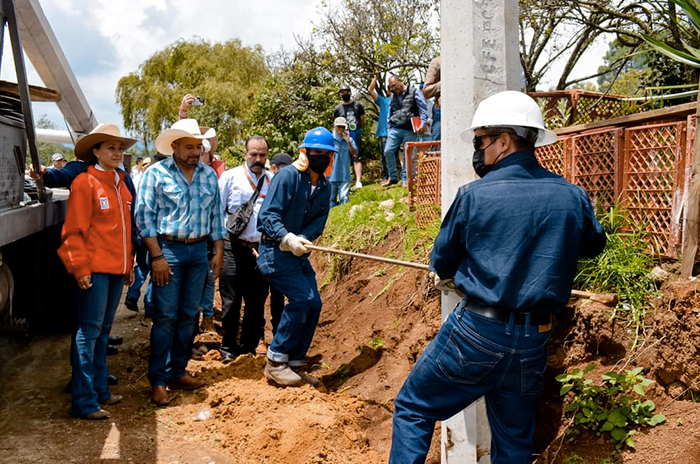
[{"x1": 226, "y1": 173, "x2": 266, "y2": 215}]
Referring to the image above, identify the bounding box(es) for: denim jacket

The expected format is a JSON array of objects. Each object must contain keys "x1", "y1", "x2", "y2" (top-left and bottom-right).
[
  {"x1": 430, "y1": 150, "x2": 606, "y2": 314},
  {"x1": 257, "y1": 165, "x2": 330, "y2": 242}
]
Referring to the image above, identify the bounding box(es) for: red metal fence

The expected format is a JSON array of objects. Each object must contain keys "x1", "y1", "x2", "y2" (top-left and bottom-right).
[{"x1": 406, "y1": 116, "x2": 696, "y2": 258}]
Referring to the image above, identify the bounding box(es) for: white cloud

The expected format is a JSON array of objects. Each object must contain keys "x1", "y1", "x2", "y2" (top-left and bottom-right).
[{"x1": 2, "y1": 0, "x2": 322, "y2": 133}]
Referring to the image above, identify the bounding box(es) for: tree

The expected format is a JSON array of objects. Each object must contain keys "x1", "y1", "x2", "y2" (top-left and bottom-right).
[
  {"x1": 115, "y1": 39, "x2": 269, "y2": 153},
  {"x1": 641, "y1": 0, "x2": 700, "y2": 277},
  {"x1": 36, "y1": 114, "x2": 73, "y2": 165},
  {"x1": 519, "y1": 0, "x2": 691, "y2": 91},
  {"x1": 306, "y1": 0, "x2": 439, "y2": 97},
  {"x1": 246, "y1": 48, "x2": 340, "y2": 156}
]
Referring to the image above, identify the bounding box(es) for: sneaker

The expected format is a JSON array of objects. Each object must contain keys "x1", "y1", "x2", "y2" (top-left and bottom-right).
[
  {"x1": 264, "y1": 360, "x2": 302, "y2": 387},
  {"x1": 199, "y1": 315, "x2": 215, "y2": 333},
  {"x1": 291, "y1": 366, "x2": 320, "y2": 386},
  {"x1": 355, "y1": 181, "x2": 363, "y2": 189},
  {"x1": 124, "y1": 298, "x2": 139, "y2": 313}
]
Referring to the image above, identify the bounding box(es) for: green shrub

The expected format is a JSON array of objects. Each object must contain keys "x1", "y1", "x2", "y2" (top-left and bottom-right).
[{"x1": 557, "y1": 364, "x2": 666, "y2": 450}]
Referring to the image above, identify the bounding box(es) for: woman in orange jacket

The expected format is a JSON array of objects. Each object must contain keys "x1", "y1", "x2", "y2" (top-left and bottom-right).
[{"x1": 57, "y1": 124, "x2": 137, "y2": 420}]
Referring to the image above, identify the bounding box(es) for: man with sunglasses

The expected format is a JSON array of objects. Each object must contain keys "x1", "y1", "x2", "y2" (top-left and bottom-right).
[{"x1": 388, "y1": 91, "x2": 607, "y2": 464}]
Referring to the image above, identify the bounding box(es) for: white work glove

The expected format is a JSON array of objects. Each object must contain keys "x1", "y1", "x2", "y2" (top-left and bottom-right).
[{"x1": 280, "y1": 232, "x2": 312, "y2": 257}]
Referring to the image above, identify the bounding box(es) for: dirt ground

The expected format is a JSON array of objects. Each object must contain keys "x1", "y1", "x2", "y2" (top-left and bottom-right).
[
  {"x1": 3, "y1": 235, "x2": 700, "y2": 463},
  {"x1": 0, "y1": 232, "x2": 442, "y2": 464}
]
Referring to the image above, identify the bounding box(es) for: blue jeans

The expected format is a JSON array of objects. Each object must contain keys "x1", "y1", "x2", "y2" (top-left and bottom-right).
[
  {"x1": 257, "y1": 241, "x2": 322, "y2": 367},
  {"x1": 389, "y1": 301, "x2": 551, "y2": 464},
  {"x1": 199, "y1": 266, "x2": 215, "y2": 317},
  {"x1": 329, "y1": 181, "x2": 351, "y2": 207},
  {"x1": 71, "y1": 273, "x2": 124, "y2": 416},
  {"x1": 431, "y1": 108, "x2": 441, "y2": 141},
  {"x1": 149, "y1": 239, "x2": 208, "y2": 386},
  {"x1": 384, "y1": 128, "x2": 418, "y2": 182}
]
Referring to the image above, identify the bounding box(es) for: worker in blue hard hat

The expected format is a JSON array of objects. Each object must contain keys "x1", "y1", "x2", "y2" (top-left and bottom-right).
[{"x1": 256, "y1": 126, "x2": 336, "y2": 387}]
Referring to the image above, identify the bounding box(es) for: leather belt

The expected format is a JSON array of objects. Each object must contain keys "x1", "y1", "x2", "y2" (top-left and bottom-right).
[
  {"x1": 230, "y1": 237, "x2": 259, "y2": 250},
  {"x1": 161, "y1": 234, "x2": 206, "y2": 244},
  {"x1": 465, "y1": 301, "x2": 552, "y2": 328},
  {"x1": 260, "y1": 234, "x2": 276, "y2": 242}
]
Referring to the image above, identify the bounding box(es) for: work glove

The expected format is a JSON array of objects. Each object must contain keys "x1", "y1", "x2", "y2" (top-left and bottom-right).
[
  {"x1": 280, "y1": 232, "x2": 312, "y2": 257},
  {"x1": 431, "y1": 272, "x2": 464, "y2": 296}
]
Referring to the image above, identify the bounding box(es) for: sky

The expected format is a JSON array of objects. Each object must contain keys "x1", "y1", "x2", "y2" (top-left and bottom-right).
[
  {"x1": 0, "y1": 0, "x2": 608, "y2": 137},
  {"x1": 1, "y1": 0, "x2": 321, "y2": 133}
]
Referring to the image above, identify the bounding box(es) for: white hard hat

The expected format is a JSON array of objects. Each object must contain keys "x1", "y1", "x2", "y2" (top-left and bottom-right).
[{"x1": 460, "y1": 91, "x2": 557, "y2": 147}]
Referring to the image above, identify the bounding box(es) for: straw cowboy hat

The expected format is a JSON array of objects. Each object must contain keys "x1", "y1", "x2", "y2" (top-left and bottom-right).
[
  {"x1": 74, "y1": 124, "x2": 137, "y2": 162},
  {"x1": 155, "y1": 119, "x2": 216, "y2": 155}
]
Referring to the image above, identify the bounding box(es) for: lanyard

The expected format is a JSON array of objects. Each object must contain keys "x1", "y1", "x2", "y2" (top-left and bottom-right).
[{"x1": 245, "y1": 168, "x2": 270, "y2": 199}]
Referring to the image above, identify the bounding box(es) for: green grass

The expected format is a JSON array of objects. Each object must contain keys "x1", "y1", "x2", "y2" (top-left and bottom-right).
[
  {"x1": 319, "y1": 184, "x2": 440, "y2": 286},
  {"x1": 574, "y1": 204, "x2": 659, "y2": 350}
]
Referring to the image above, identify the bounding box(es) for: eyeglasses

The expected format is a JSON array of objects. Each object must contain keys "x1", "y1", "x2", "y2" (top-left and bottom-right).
[{"x1": 472, "y1": 133, "x2": 503, "y2": 151}]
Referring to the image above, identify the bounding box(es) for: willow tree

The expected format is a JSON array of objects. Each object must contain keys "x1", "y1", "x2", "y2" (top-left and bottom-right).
[{"x1": 115, "y1": 38, "x2": 269, "y2": 152}]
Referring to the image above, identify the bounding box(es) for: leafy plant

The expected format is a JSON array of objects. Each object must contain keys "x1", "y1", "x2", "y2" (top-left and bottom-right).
[
  {"x1": 643, "y1": 0, "x2": 700, "y2": 69},
  {"x1": 369, "y1": 335, "x2": 385, "y2": 349},
  {"x1": 557, "y1": 364, "x2": 666, "y2": 450},
  {"x1": 574, "y1": 204, "x2": 659, "y2": 349}
]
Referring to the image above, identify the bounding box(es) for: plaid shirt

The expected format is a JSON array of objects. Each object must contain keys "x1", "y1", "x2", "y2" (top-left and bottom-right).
[{"x1": 136, "y1": 156, "x2": 226, "y2": 241}]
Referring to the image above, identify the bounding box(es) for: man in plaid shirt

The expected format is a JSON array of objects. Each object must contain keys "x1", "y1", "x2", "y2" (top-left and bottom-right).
[{"x1": 136, "y1": 119, "x2": 226, "y2": 406}]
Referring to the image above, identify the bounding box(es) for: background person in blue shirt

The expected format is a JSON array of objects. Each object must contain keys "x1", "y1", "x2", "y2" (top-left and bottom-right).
[
  {"x1": 368, "y1": 71, "x2": 397, "y2": 184},
  {"x1": 136, "y1": 119, "x2": 226, "y2": 407},
  {"x1": 381, "y1": 75, "x2": 430, "y2": 187},
  {"x1": 334, "y1": 84, "x2": 365, "y2": 189},
  {"x1": 256, "y1": 127, "x2": 336, "y2": 387},
  {"x1": 329, "y1": 117, "x2": 357, "y2": 207},
  {"x1": 388, "y1": 91, "x2": 607, "y2": 464}
]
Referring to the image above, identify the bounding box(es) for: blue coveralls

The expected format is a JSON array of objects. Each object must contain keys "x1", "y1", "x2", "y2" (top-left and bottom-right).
[{"x1": 256, "y1": 165, "x2": 330, "y2": 366}]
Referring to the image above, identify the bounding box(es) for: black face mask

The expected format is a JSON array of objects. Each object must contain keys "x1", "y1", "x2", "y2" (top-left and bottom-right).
[
  {"x1": 472, "y1": 149, "x2": 492, "y2": 178},
  {"x1": 472, "y1": 135, "x2": 502, "y2": 178},
  {"x1": 341, "y1": 93, "x2": 351, "y2": 102},
  {"x1": 308, "y1": 154, "x2": 331, "y2": 174}
]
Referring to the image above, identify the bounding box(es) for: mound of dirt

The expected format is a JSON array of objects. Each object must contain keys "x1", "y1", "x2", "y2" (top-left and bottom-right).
[{"x1": 641, "y1": 280, "x2": 700, "y2": 393}]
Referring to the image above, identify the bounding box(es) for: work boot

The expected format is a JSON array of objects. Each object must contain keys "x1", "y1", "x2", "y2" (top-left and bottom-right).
[
  {"x1": 200, "y1": 315, "x2": 215, "y2": 333},
  {"x1": 291, "y1": 366, "x2": 320, "y2": 386},
  {"x1": 264, "y1": 360, "x2": 302, "y2": 387}
]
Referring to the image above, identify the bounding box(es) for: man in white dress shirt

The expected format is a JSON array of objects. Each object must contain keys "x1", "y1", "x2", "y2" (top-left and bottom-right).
[{"x1": 217, "y1": 135, "x2": 271, "y2": 362}]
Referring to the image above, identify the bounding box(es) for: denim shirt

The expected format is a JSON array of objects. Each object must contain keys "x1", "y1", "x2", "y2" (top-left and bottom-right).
[
  {"x1": 430, "y1": 150, "x2": 606, "y2": 315},
  {"x1": 257, "y1": 165, "x2": 330, "y2": 242}
]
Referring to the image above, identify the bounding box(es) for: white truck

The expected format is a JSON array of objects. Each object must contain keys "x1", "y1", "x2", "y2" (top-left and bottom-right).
[{"x1": 0, "y1": 0, "x2": 97, "y2": 331}]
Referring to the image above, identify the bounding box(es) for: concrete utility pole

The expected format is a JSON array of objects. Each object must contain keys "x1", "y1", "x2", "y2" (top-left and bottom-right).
[{"x1": 440, "y1": 0, "x2": 520, "y2": 463}]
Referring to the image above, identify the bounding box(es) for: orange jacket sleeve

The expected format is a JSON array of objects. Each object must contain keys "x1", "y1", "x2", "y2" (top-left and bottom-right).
[{"x1": 57, "y1": 175, "x2": 93, "y2": 279}]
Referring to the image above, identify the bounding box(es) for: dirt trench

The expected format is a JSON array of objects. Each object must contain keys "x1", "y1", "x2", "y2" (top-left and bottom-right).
[{"x1": 0, "y1": 230, "x2": 442, "y2": 464}]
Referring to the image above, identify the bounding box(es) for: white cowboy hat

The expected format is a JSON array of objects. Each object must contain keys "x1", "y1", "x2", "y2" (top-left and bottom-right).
[
  {"x1": 155, "y1": 119, "x2": 216, "y2": 155},
  {"x1": 74, "y1": 123, "x2": 137, "y2": 162}
]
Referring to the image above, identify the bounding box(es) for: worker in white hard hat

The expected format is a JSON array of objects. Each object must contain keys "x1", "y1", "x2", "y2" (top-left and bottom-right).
[{"x1": 388, "y1": 91, "x2": 607, "y2": 464}]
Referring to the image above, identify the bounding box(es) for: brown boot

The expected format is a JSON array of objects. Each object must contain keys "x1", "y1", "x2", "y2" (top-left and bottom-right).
[
  {"x1": 167, "y1": 374, "x2": 205, "y2": 391},
  {"x1": 200, "y1": 315, "x2": 215, "y2": 333},
  {"x1": 151, "y1": 386, "x2": 171, "y2": 406}
]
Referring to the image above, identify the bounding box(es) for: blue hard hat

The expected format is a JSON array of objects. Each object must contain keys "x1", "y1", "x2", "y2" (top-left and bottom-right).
[{"x1": 299, "y1": 127, "x2": 337, "y2": 153}]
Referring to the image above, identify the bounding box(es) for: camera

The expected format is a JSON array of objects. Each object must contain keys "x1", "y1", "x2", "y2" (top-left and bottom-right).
[{"x1": 192, "y1": 96, "x2": 205, "y2": 107}]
